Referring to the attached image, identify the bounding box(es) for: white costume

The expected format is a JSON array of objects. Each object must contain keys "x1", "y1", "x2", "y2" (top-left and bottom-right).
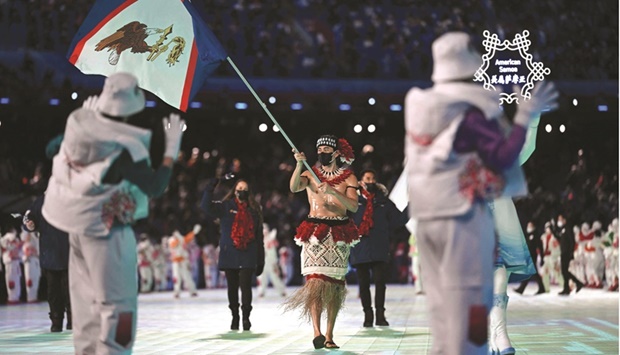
[
  {"x1": 21, "y1": 230, "x2": 41, "y2": 302},
  {"x1": 603, "y1": 219, "x2": 619, "y2": 291},
  {"x1": 168, "y1": 225, "x2": 200, "y2": 298},
  {"x1": 42, "y1": 73, "x2": 184, "y2": 354},
  {"x1": 257, "y1": 224, "x2": 286, "y2": 297},
  {"x1": 152, "y1": 240, "x2": 168, "y2": 291},
  {"x1": 584, "y1": 221, "x2": 604, "y2": 288},
  {"x1": 573, "y1": 223, "x2": 594, "y2": 284},
  {"x1": 540, "y1": 225, "x2": 562, "y2": 291},
  {"x1": 202, "y1": 244, "x2": 219, "y2": 289},
  {"x1": 137, "y1": 236, "x2": 155, "y2": 293},
  {"x1": 1, "y1": 231, "x2": 22, "y2": 303},
  {"x1": 404, "y1": 32, "x2": 558, "y2": 355},
  {"x1": 278, "y1": 245, "x2": 294, "y2": 286}
]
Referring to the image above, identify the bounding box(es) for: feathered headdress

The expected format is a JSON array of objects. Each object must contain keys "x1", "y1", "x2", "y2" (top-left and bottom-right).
[{"x1": 337, "y1": 138, "x2": 355, "y2": 165}]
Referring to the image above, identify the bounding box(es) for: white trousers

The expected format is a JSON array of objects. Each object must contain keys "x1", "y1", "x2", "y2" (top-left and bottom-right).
[
  {"x1": 605, "y1": 253, "x2": 618, "y2": 286},
  {"x1": 172, "y1": 260, "x2": 196, "y2": 296},
  {"x1": 257, "y1": 261, "x2": 286, "y2": 296},
  {"x1": 203, "y1": 265, "x2": 218, "y2": 289},
  {"x1": 416, "y1": 204, "x2": 494, "y2": 355},
  {"x1": 69, "y1": 225, "x2": 138, "y2": 355},
  {"x1": 585, "y1": 251, "x2": 605, "y2": 286},
  {"x1": 24, "y1": 257, "x2": 41, "y2": 302},
  {"x1": 540, "y1": 255, "x2": 563, "y2": 290},
  {"x1": 138, "y1": 265, "x2": 153, "y2": 293},
  {"x1": 4, "y1": 260, "x2": 21, "y2": 302},
  {"x1": 570, "y1": 253, "x2": 587, "y2": 284},
  {"x1": 152, "y1": 264, "x2": 167, "y2": 291}
]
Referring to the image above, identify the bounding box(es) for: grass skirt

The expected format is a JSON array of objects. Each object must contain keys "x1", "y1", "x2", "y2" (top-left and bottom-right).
[{"x1": 282, "y1": 278, "x2": 347, "y2": 322}]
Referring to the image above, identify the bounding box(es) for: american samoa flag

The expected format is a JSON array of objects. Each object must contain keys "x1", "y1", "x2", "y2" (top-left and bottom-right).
[{"x1": 67, "y1": 0, "x2": 227, "y2": 112}]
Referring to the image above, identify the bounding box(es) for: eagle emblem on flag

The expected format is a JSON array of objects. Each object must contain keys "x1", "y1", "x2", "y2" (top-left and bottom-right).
[
  {"x1": 68, "y1": 0, "x2": 228, "y2": 111},
  {"x1": 95, "y1": 21, "x2": 185, "y2": 67}
]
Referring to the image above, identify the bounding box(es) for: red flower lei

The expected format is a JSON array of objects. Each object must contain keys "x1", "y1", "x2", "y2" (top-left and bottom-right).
[
  {"x1": 230, "y1": 200, "x2": 255, "y2": 250},
  {"x1": 312, "y1": 166, "x2": 353, "y2": 187},
  {"x1": 358, "y1": 189, "x2": 375, "y2": 236}
]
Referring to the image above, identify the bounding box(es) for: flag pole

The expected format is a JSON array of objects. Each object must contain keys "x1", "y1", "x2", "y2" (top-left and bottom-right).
[{"x1": 225, "y1": 56, "x2": 320, "y2": 184}]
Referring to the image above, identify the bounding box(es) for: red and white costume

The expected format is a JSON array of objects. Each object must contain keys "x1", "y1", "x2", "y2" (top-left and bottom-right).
[
  {"x1": 278, "y1": 244, "x2": 294, "y2": 286},
  {"x1": 573, "y1": 223, "x2": 594, "y2": 284},
  {"x1": 1, "y1": 231, "x2": 22, "y2": 303},
  {"x1": 151, "y1": 242, "x2": 167, "y2": 291},
  {"x1": 603, "y1": 219, "x2": 619, "y2": 291},
  {"x1": 168, "y1": 225, "x2": 200, "y2": 298},
  {"x1": 540, "y1": 225, "x2": 562, "y2": 291},
  {"x1": 257, "y1": 224, "x2": 286, "y2": 297},
  {"x1": 21, "y1": 230, "x2": 41, "y2": 302},
  {"x1": 584, "y1": 221, "x2": 604, "y2": 288},
  {"x1": 201, "y1": 244, "x2": 219, "y2": 289},
  {"x1": 137, "y1": 236, "x2": 154, "y2": 293}
]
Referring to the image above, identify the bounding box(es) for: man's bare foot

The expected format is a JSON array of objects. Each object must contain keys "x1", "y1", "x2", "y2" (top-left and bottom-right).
[{"x1": 324, "y1": 340, "x2": 340, "y2": 349}]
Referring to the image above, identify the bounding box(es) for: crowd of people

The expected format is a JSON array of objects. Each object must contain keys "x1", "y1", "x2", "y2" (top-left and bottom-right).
[
  {"x1": 0, "y1": 100, "x2": 617, "y2": 290},
  {"x1": 0, "y1": 0, "x2": 616, "y2": 87}
]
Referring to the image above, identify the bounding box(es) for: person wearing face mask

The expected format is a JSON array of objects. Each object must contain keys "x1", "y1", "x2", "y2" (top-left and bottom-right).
[
  {"x1": 41, "y1": 72, "x2": 184, "y2": 354},
  {"x1": 350, "y1": 169, "x2": 408, "y2": 327},
  {"x1": 285, "y1": 135, "x2": 361, "y2": 350},
  {"x1": 552, "y1": 214, "x2": 584, "y2": 295},
  {"x1": 201, "y1": 178, "x2": 264, "y2": 331}
]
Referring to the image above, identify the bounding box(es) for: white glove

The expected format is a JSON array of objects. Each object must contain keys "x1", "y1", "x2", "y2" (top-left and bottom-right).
[
  {"x1": 82, "y1": 95, "x2": 99, "y2": 111},
  {"x1": 192, "y1": 224, "x2": 202, "y2": 234},
  {"x1": 163, "y1": 113, "x2": 185, "y2": 159},
  {"x1": 513, "y1": 82, "x2": 559, "y2": 127}
]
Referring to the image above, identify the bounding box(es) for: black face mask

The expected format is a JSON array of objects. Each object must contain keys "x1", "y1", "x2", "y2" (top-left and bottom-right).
[
  {"x1": 318, "y1": 152, "x2": 334, "y2": 166},
  {"x1": 365, "y1": 183, "x2": 377, "y2": 193},
  {"x1": 236, "y1": 190, "x2": 249, "y2": 201}
]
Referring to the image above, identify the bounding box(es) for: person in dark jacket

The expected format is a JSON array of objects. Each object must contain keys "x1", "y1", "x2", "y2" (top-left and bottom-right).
[
  {"x1": 350, "y1": 169, "x2": 408, "y2": 327},
  {"x1": 513, "y1": 221, "x2": 546, "y2": 295},
  {"x1": 553, "y1": 214, "x2": 584, "y2": 295},
  {"x1": 201, "y1": 178, "x2": 264, "y2": 331},
  {"x1": 23, "y1": 195, "x2": 71, "y2": 332}
]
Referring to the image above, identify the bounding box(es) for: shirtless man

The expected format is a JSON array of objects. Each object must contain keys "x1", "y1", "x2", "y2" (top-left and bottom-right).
[{"x1": 284, "y1": 135, "x2": 360, "y2": 350}]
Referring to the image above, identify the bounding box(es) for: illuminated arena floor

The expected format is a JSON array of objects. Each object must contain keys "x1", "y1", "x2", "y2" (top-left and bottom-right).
[{"x1": 0, "y1": 284, "x2": 617, "y2": 354}]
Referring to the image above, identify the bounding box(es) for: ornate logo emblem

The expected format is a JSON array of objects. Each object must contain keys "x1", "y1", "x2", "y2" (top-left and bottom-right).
[
  {"x1": 95, "y1": 21, "x2": 186, "y2": 67},
  {"x1": 474, "y1": 30, "x2": 550, "y2": 105}
]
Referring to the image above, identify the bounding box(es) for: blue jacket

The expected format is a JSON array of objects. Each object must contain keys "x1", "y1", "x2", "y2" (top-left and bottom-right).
[
  {"x1": 200, "y1": 185, "x2": 264, "y2": 271},
  {"x1": 350, "y1": 191, "x2": 408, "y2": 265},
  {"x1": 24, "y1": 195, "x2": 70, "y2": 271}
]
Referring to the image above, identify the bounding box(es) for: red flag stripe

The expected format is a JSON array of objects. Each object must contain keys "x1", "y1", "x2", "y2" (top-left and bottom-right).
[
  {"x1": 180, "y1": 39, "x2": 198, "y2": 112},
  {"x1": 69, "y1": 0, "x2": 138, "y2": 65}
]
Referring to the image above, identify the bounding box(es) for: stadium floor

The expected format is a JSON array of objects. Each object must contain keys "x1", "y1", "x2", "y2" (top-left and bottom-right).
[{"x1": 0, "y1": 283, "x2": 617, "y2": 354}]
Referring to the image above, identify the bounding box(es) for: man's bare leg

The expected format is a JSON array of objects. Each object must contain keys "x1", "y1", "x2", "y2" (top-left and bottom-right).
[
  {"x1": 310, "y1": 300, "x2": 327, "y2": 349},
  {"x1": 325, "y1": 300, "x2": 339, "y2": 348},
  {"x1": 311, "y1": 301, "x2": 322, "y2": 337}
]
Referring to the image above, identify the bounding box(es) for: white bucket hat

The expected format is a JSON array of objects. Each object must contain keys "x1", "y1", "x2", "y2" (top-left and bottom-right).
[
  {"x1": 431, "y1": 32, "x2": 482, "y2": 83},
  {"x1": 96, "y1": 72, "x2": 145, "y2": 116}
]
